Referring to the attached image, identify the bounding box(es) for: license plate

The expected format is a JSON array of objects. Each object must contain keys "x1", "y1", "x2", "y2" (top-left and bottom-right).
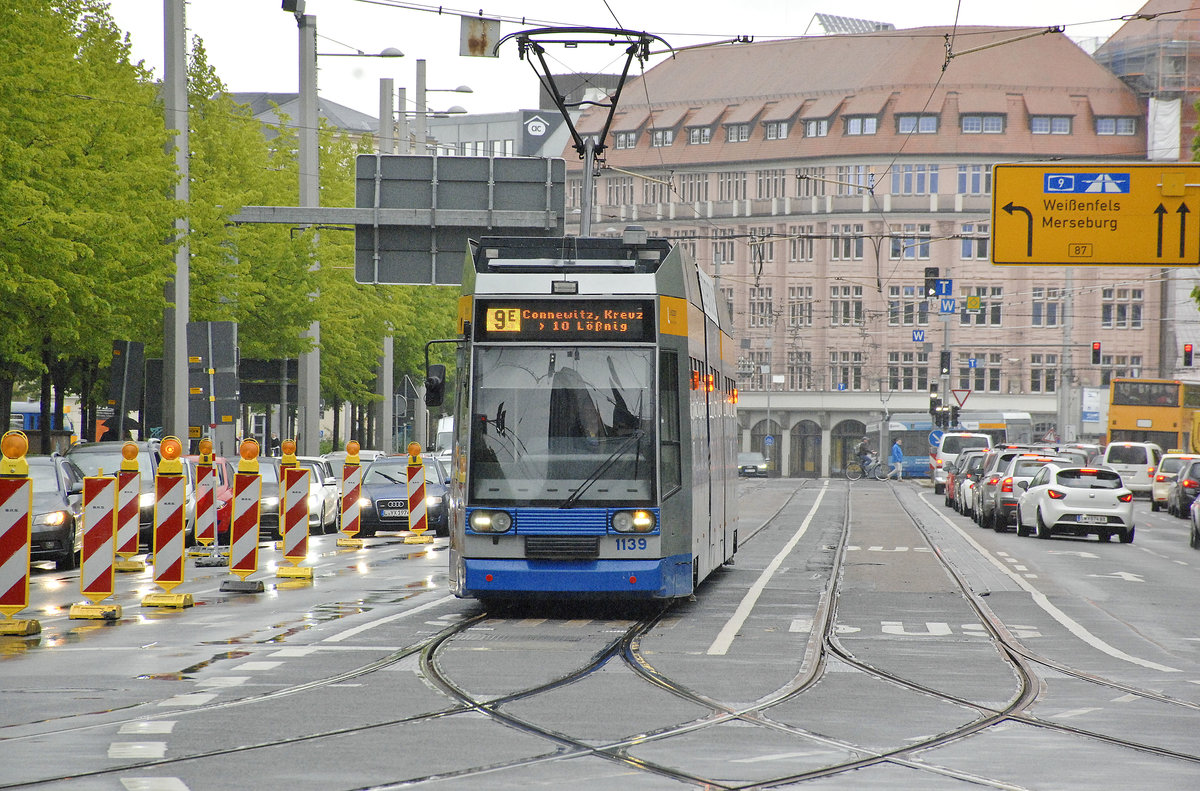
[
  {"x1": 1076, "y1": 514, "x2": 1107, "y2": 524},
  {"x1": 381, "y1": 508, "x2": 408, "y2": 518}
]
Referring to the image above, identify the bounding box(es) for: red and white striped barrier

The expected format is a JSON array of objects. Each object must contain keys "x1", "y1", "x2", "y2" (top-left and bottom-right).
[
  {"x1": 278, "y1": 464, "x2": 311, "y2": 579},
  {"x1": 230, "y1": 471, "x2": 262, "y2": 580},
  {"x1": 71, "y1": 476, "x2": 119, "y2": 619},
  {"x1": 114, "y1": 442, "x2": 145, "y2": 573},
  {"x1": 340, "y1": 464, "x2": 362, "y2": 538},
  {"x1": 142, "y1": 436, "x2": 192, "y2": 608},
  {"x1": 405, "y1": 445, "x2": 430, "y2": 544},
  {"x1": 0, "y1": 468, "x2": 35, "y2": 634},
  {"x1": 194, "y1": 462, "x2": 216, "y2": 547}
]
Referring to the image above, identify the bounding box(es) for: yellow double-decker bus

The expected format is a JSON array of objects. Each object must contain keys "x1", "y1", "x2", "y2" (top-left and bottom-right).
[{"x1": 1107, "y1": 378, "x2": 1200, "y2": 452}]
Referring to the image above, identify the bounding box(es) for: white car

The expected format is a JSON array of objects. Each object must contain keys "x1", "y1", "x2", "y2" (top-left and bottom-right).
[
  {"x1": 1099, "y1": 441, "x2": 1162, "y2": 496},
  {"x1": 1016, "y1": 463, "x2": 1134, "y2": 543},
  {"x1": 298, "y1": 456, "x2": 339, "y2": 534},
  {"x1": 1151, "y1": 453, "x2": 1199, "y2": 512}
]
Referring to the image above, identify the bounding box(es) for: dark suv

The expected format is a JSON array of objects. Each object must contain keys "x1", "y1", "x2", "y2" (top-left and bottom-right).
[
  {"x1": 28, "y1": 455, "x2": 86, "y2": 570},
  {"x1": 64, "y1": 441, "x2": 160, "y2": 549}
]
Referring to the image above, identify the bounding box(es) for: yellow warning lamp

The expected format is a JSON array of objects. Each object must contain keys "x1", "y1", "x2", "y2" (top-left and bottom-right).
[
  {"x1": 198, "y1": 437, "x2": 214, "y2": 466},
  {"x1": 238, "y1": 438, "x2": 260, "y2": 474},
  {"x1": 120, "y1": 441, "x2": 140, "y2": 472},
  {"x1": 157, "y1": 436, "x2": 184, "y2": 475},
  {"x1": 408, "y1": 441, "x2": 422, "y2": 465},
  {"x1": 280, "y1": 438, "x2": 298, "y2": 468},
  {"x1": 346, "y1": 440, "x2": 361, "y2": 466},
  {"x1": 0, "y1": 430, "x2": 29, "y2": 477}
]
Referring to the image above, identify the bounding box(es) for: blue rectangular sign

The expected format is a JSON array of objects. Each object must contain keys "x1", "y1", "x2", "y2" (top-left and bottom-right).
[{"x1": 1043, "y1": 172, "x2": 1130, "y2": 194}]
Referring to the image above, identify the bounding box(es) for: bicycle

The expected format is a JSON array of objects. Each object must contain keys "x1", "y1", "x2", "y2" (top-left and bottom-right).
[{"x1": 845, "y1": 452, "x2": 887, "y2": 481}]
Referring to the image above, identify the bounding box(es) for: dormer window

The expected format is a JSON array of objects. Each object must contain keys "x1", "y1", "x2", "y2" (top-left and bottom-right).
[
  {"x1": 1096, "y1": 117, "x2": 1136, "y2": 135},
  {"x1": 764, "y1": 121, "x2": 788, "y2": 140},
  {"x1": 651, "y1": 128, "x2": 674, "y2": 147},
  {"x1": 1031, "y1": 115, "x2": 1071, "y2": 134},
  {"x1": 805, "y1": 119, "x2": 828, "y2": 137},
  {"x1": 961, "y1": 114, "x2": 1004, "y2": 134},
  {"x1": 844, "y1": 116, "x2": 877, "y2": 135},
  {"x1": 897, "y1": 114, "x2": 937, "y2": 134},
  {"x1": 726, "y1": 123, "x2": 750, "y2": 142},
  {"x1": 614, "y1": 131, "x2": 637, "y2": 149},
  {"x1": 688, "y1": 127, "x2": 712, "y2": 144}
]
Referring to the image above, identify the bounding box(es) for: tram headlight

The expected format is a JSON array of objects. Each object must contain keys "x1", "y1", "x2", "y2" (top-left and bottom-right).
[
  {"x1": 612, "y1": 509, "x2": 655, "y2": 533},
  {"x1": 469, "y1": 510, "x2": 512, "y2": 533}
]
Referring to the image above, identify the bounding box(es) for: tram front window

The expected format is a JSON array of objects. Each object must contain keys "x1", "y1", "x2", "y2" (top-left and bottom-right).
[{"x1": 469, "y1": 347, "x2": 655, "y2": 507}]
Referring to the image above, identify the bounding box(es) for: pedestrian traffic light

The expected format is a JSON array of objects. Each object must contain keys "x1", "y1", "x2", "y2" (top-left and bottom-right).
[
  {"x1": 1185, "y1": 343, "x2": 1194, "y2": 367},
  {"x1": 924, "y1": 266, "x2": 939, "y2": 299},
  {"x1": 1091, "y1": 341, "x2": 1101, "y2": 365},
  {"x1": 939, "y1": 350, "x2": 951, "y2": 376}
]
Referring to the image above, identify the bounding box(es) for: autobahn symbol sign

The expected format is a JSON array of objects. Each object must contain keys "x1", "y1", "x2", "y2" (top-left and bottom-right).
[{"x1": 991, "y1": 163, "x2": 1200, "y2": 265}]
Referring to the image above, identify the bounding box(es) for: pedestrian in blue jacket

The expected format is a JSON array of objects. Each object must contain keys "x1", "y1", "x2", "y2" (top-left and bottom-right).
[{"x1": 887, "y1": 438, "x2": 904, "y2": 480}]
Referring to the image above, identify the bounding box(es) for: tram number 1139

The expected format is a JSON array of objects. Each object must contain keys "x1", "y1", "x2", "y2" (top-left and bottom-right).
[{"x1": 615, "y1": 537, "x2": 648, "y2": 551}]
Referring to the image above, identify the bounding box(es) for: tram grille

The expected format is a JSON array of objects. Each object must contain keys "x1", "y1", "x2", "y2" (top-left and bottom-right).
[{"x1": 525, "y1": 536, "x2": 601, "y2": 560}]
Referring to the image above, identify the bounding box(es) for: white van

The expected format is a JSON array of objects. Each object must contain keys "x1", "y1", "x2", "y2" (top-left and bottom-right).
[
  {"x1": 1101, "y1": 441, "x2": 1163, "y2": 495},
  {"x1": 932, "y1": 432, "x2": 992, "y2": 494}
]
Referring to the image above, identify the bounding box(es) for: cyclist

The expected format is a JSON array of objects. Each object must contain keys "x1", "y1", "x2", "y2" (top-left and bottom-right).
[
  {"x1": 855, "y1": 436, "x2": 873, "y2": 471},
  {"x1": 886, "y1": 437, "x2": 904, "y2": 480}
]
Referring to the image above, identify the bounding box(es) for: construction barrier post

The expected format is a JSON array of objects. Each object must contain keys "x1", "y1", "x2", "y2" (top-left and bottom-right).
[
  {"x1": 142, "y1": 436, "x2": 193, "y2": 609},
  {"x1": 0, "y1": 431, "x2": 39, "y2": 636},
  {"x1": 277, "y1": 440, "x2": 312, "y2": 580},
  {"x1": 69, "y1": 476, "x2": 120, "y2": 620},
  {"x1": 113, "y1": 442, "x2": 145, "y2": 573},
  {"x1": 221, "y1": 439, "x2": 265, "y2": 593},
  {"x1": 189, "y1": 436, "x2": 217, "y2": 559},
  {"x1": 336, "y1": 440, "x2": 364, "y2": 548},
  {"x1": 404, "y1": 441, "x2": 431, "y2": 545}
]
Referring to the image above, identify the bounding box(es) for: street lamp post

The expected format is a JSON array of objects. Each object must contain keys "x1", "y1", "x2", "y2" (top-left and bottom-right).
[{"x1": 412, "y1": 58, "x2": 472, "y2": 154}]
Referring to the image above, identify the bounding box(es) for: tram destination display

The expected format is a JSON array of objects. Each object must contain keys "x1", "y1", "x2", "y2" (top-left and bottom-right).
[{"x1": 474, "y1": 299, "x2": 656, "y2": 342}]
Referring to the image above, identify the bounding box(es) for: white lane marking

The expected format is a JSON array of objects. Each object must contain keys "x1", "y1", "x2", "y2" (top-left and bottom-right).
[
  {"x1": 194, "y1": 676, "x2": 249, "y2": 688},
  {"x1": 1052, "y1": 708, "x2": 1102, "y2": 719},
  {"x1": 121, "y1": 779, "x2": 190, "y2": 791},
  {"x1": 730, "y1": 751, "x2": 826, "y2": 763},
  {"x1": 1111, "y1": 693, "x2": 1140, "y2": 703},
  {"x1": 234, "y1": 661, "x2": 283, "y2": 671},
  {"x1": 708, "y1": 483, "x2": 829, "y2": 656},
  {"x1": 268, "y1": 647, "x2": 316, "y2": 657},
  {"x1": 157, "y1": 694, "x2": 218, "y2": 707},
  {"x1": 108, "y1": 742, "x2": 167, "y2": 759},
  {"x1": 881, "y1": 621, "x2": 952, "y2": 636},
  {"x1": 1087, "y1": 572, "x2": 1144, "y2": 582},
  {"x1": 322, "y1": 594, "x2": 455, "y2": 643},
  {"x1": 790, "y1": 619, "x2": 812, "y2": 633},
  {"x1": 119, "y1": 721, "x2": 175, "y2": 735},
  {"x1": 928, "y1": 497, "x2": 1180, "y2": 673}
]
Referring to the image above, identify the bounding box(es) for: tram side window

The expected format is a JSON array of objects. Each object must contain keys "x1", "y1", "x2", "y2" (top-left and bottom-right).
[{"x1": 660, "y1": 351, "x2": 682, "y2": 496}]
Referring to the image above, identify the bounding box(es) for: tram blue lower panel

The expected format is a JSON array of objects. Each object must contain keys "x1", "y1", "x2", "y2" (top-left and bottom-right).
[{"x1": 463, "y1": 554, "x2": 693, "y2": 598}]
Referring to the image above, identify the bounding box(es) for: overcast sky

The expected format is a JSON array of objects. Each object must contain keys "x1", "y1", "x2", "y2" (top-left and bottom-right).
[{"x1": 105, "y1": 0, "x2": 1147, "y2": 118}]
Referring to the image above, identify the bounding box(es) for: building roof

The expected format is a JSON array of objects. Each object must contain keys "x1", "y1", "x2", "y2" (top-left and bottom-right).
[{"x1": 228, "y1": 92, "x2": 379, "y2": 135}]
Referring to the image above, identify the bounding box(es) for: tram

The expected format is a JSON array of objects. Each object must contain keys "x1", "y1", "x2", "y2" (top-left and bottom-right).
[{"x1": 428, "y1": 228, "x2": 738, "y2": 599}]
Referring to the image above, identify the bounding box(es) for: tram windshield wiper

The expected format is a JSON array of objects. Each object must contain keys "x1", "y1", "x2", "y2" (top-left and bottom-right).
[{"x1": 559, "y1": 429, "x2": 644, "y2": 509}]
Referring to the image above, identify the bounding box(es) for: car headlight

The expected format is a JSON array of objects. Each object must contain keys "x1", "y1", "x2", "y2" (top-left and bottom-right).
[
  {"x1": 139, "y1": 492, "x2": 155, "y2": 507},
  {"x1": 612, "y1": 509, "x2": 656, "y2": 533},
  {"x1": 308, "y1": 494, "x2": 320, "y2": 510},
  {"x1": 262, "y1": 496, "x2": 279, "y2": 509},
  {"x1": 425, "y1": 494, "x2": 443, "y2": 508},
  {"x1": 358, "y1": 496, "x2": 373, "y2": 508},
  {"x1": 469, "y1": 510, "x2": 512, "y2": 533},
  {"x1": 33, "y1": 511, "x2": 68, "y2": 527}
]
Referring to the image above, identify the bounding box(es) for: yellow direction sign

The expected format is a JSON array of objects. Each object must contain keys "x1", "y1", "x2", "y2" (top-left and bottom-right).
[{"x1": 991, "y1": 163, "x2": 1200, "y2": 265}]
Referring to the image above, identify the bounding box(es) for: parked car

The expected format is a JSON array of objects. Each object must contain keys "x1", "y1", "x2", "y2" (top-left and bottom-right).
[
  {"x1": 945, "y1": 449, "x2": 986, "y2": 510},
  {"x1": 932, "y1": 432, "x2": 992, "y2": 494},
  {"x1": 1166, "y1": 458, "x2": 1200, "y2": 518},
  {"x1": 972, "y1": 446, "x2": 1035, "y2": 527},
  {"x1": 28, "y1": 455, "x2": 85, "y2": 570},
  {"x1": 738, "y1": 452, "x2": 769, "y2": 478},
  {"x1": 1016, "y1": 464, "x2": 1134, "y2": 542},
  {"x1": 1152, "y1": 453, "x2": 1199, "y2": 512},
  {"x1": 65, "y1": 441, "x2": 160, "y2": 550},
  {"x1": 986, "y1": 454, "x2": 1070, "y2": 532},
  {"x1": 954, "y1": 452, "x2": 988, "y2": 518},
  {"x1": 1099, "y1": 441, "x2": 1162, "y2": 496},
  {"x1": 1188, "y1": 494, "x2": 1200, "y2": 549},
  {"x1": 298, "y1": 455, "x2": 339, "y2": 534},
  {"x1": 357, "y1": 454, "x2": 449, "y2": 538}
]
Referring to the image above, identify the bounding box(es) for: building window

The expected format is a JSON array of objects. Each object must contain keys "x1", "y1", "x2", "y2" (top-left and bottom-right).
[
  {"x1": 788, "y1": 349, "x2": 813, "y2": 390},
  {"x1": 721, "y1": 287, "x2": 734, "y2": 320},
  {"x1": 890, "y1": 164, "x2": 939, "y2": 196},
  {"x1": 677, "y1": 172, "x2": 709, "y2": 202},
  {"x1": 888, "y1": 285, "x2": 930, "y2": 327},
  {"x1": 829, "y1": 350, "x2": 864, "y2": 391},
  {"x1": 726, "y1": 123, "x2": 750, "y2": 142},
  {"x1": 717, "y1": 171, "x2": 747, "y2": 201},
  {"x1": 1101, "y1": 288, "x2": 1144, "y2": 329},
  {"x1": 788, "y1": 224, "x2": 814, "y2": 261},
  {"x1": 796, "y1": 166, "x2": 827, "y2": 197},
  {"x1": 605, "y1": 176, "x2": 634, "y2": 206},
  {"x1": 830, "y1": 223, "x2": 864, "y2": 260},
  {"x1": 890, "y1": 223, "x2": 931, "y2": 260},
  {"x1": 651, "y1": 128, "x2": 674, "y2": 147},
  {"x1": 1100, "y1": 355, "x2": 1143, "y2": 386},
  {"x1": 1096, "y1": 117, "x2": 1136, "y2": 135},
  {"x1": 749, "y1": 225, "x2": 775, "y2": 264},
  {"x1": 844, "y1": 116, "x2": 877, "y2": 135},
  {"x1": 960, "y1": 222, "x2": 989, "y2": 259},
  {"x1": 1031, "y1": 287, "x2": 1063, "y2": 328},
  {"x1": 688, "y1": 126, "x2": 712, "y2": 145},
  {"x1": 642, "y1": 173, "x2": 669, "y2": 204},
  {"x1": 830, "y1": 285, "x2": 864, "y2": 326},
  {"x1": 957, "y1": 352, "x2": 1003, "y2": 392},
  {"x1": 788, "y1": 285, "x2": 814, "y2": 328},
  {"x1": 888, "y1": 351, "x2": 930, "y2": 391},
  {"x1": 805, "y1": 118, "x2": 829, "y2": 137},
  {"x1": 712, "y1": 229, "x2": 735, "y2": 270},
  {"x1": 835, "y1": 164, "x2": 871, "y2": 196},
  {"x1": 1031, "y1": 115, "x2": 1072, "y2": 134},
  {"x1": 957, "y1": 165, "x2": 991, "y2": 195},
  {"x1": 961, "y1": 114, "x2": 1005, "y2": 134},
  {"x1": 960, "y1": 286, "x2": 1003, "y2": 327},
  {"x1": 756, "y1": 169, "x2": 787, "y2": 199},
  {"x1": 614, "y1": 131, "x2": 636, "y2": 149},
  {"x1": 1030, "y1": 353, "x2": 1058, "y2": 393},
  {"x1": 748, "y1": 286, "x2": 774, "y2": 328},
  {"x1": 764, "y1": 121, "x2": 788, "y2": 140},
  {"x1": 898, "y1": 114, "x2": 938, "y2": 133}
]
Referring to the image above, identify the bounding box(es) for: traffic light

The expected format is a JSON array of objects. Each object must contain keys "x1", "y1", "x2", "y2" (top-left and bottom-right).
[
  {"x1": 1091, "y1": 341, "x2": 1101, "y2": 365},
  {"x1": 924, "y1": 266, "x2": 939, "y2": 299},
  {"x1": 939, "y1": 350, "x2": 951, "y2": 376},
  {"x1": 928, "y1": 389, "x2": 941, "y2": 419},
  {"x1": 950, "y1": 404, "x2": 960, "y2": 426},
  {"x1": 1185, "y1": 343, "x2": 1194, "y2": 367}
]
